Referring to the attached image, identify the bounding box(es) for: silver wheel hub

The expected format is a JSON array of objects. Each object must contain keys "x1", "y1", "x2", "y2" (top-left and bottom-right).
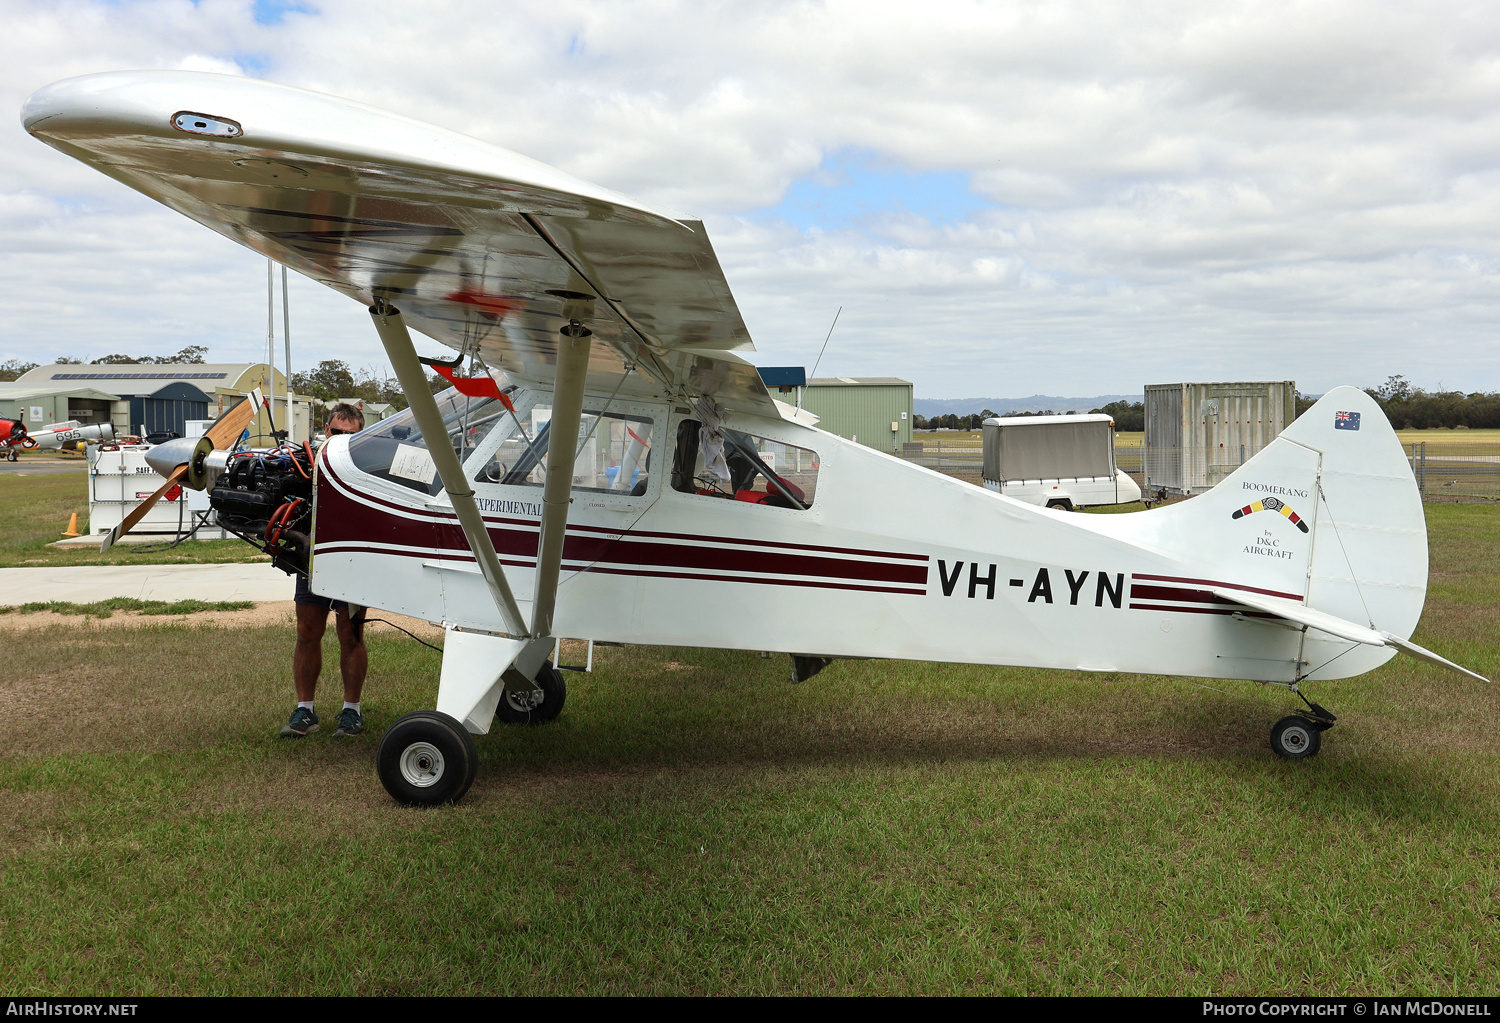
[
  {"x1": 1283, "y1": 725, "x2": 1310, "y2": 751},
  {"x1": 399, "y1": 741, "x2": 445, "y2": 787}
]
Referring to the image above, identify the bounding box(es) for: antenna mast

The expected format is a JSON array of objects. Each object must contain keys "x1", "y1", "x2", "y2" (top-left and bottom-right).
[{"x1": 800, "y1": 306, "x2": 842, "y2": 412}]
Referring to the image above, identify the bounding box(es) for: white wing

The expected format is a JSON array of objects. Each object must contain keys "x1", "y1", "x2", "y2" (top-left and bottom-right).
[{"x1": 24, "y1": 70, "x2": 776, "y2": 414}]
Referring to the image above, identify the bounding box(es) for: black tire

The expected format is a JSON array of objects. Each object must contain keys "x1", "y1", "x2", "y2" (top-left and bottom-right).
[
  {"x1": 376, "y1": 710, "x2": 479, "y2": 805},
  {"x1": 495, "y1": 661, "x2": 567, "y2": 725},
  {"x1": 6, "y1": 449, "x2": 16, "y2": 462},
  {"x1": 1046, "y1": 498, "x2": 1073, "y2": 511},
  {"x1": 1270, "y1": 715, "x2": 1322, "y2": 760}
]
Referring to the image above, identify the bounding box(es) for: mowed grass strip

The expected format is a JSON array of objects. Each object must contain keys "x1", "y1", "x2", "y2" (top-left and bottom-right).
[
  {"x1": 0, "y1": 598, "x2": 255, "y2": 617},
  {"x1": 0, "y1": 506, "x2": 1496, "y2": 995}
]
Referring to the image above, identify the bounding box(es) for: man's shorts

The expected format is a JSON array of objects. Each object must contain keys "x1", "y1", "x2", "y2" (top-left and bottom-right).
[{"x1": 294, "y1": 573, "x2": 348, "y2": 613}]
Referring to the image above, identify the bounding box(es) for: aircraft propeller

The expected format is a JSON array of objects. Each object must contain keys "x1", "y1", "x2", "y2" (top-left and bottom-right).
[{"x1": 98, "y1": 392, "x2": 262, "y2": 552}]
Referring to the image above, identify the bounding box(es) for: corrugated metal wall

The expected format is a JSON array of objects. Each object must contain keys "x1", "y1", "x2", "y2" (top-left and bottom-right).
[
  {"x1": 1144, "y1": 381, "x2": 1295, "y2": 494},
  {"x1": 1, "y1": 393, "x2": 73, "y2": 427},
  {"x1": 799, "y1": 380, "x2": 914, "y2": 452}
]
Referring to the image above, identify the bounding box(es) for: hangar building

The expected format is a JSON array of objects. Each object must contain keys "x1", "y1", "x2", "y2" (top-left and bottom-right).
[
  {"x1": 0, "y1": 382, "x2": 121, "y2": 430},
  {"x1": 798, "y1": 377, "x2": 914, "y2": 453},
  {"x1": 13, "y1": 362, "x2": 302, "y2": 441}
]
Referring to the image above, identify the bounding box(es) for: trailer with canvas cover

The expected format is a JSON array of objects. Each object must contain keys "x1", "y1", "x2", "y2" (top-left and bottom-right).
[{"x1": 982, "y1": 413, "x2": 1142, "y2": 509}]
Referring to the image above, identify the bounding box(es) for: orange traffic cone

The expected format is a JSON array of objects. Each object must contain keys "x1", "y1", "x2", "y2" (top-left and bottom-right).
[{"x1": 62, "y1": 513, "x2": 81, "y2": 538}]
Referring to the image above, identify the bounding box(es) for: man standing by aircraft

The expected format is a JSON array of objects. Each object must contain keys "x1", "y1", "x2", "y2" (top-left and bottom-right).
[{"x1": 281, "y1": 403, "x2": 369, "y2": 738}]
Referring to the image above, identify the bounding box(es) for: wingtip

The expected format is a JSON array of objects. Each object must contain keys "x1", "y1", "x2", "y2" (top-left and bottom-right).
[{"x1": 1379, "y1": 630, "x2": 1490, "y2": 683}]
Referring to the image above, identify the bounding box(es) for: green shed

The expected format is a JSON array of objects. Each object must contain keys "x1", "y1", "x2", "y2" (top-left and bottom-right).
[
  {"x1": 0, "y1": 382, "x2": 121, "y2": 430},
  {"x1": 799, "y1": 377, "x2": 914, "y2": 453}
]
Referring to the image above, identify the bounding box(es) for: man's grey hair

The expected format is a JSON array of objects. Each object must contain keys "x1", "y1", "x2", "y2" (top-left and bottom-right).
[{"x1": 328, "y1": 402, "x2": 365, "y2": 430}]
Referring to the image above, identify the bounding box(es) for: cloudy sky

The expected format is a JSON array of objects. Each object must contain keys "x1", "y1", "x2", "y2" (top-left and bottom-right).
[{"x1": 4, "y1": 0, "x2": 1500, "y2": 399}]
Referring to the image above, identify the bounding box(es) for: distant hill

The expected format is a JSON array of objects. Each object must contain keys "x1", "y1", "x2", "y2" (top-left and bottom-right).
[{"x1": 914, "y1": 393, "x2": 1142, "y2": 417}]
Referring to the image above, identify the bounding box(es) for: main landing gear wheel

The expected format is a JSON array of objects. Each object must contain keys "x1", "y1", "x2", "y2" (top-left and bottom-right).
[
  {"x1": 376, "y1": 710, "x2": 478, "y2": 806},
  {"x1": 496, "y1": 661, "x2": 567, "y2": 725},
  {"x1": 1270, "y1": 715, "x2": 1323, "y2": 760},
  {"x1": 5, "y1": 449, "x2": 16, "y2": 462}
]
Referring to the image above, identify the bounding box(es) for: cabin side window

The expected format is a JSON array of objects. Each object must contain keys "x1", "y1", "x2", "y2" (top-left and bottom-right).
[
  {"x1": 475, "y1": 403, "x2": 655, "y2": 495},
  {"x1": 345, "y1": 387, "x2": 505, "y2": 496},
  {"x1": 670, "y1": 419, "x2": 819, "y2": 510}
]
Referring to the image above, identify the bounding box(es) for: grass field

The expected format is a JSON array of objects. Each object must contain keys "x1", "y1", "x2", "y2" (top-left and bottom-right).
[
  {"x1": 0, "y1": 471, "x2": 258, "y2": 568},
  {"x1": 0, "y1": 505, "x2": 1495, "y2": 995}
]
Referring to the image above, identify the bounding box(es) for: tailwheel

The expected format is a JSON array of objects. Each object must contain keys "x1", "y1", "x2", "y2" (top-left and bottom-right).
[
  {"x1": 376, "y1": 710, "x2": 478, "y2": 805},
  {"x1": 1270, "y1": 715, "x2": 1323, "y2": 760},
  {"x1": 496, "y1": 661, "x2": 567, "y2": 726}
]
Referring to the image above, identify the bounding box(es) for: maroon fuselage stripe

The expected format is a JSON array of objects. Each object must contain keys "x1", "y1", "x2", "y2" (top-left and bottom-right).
[
  {"x1": 1129, "y1": 584, "x2": 1242, "y2": 606},
  {"x1": 315, "y1": 544, "x2": 924, "y2": 595},
  {"x1": 1131, "y1": 573, "x2": 1302, "y2": 602},
  {"x1": 316, "y1": 460, "x2": 928, "y2": 589},
  {"x1": 1129, "y1": 602, "x2": 1277, "y2": 618},
  {"x1": 319, "y1": 458, "x2": 929, "y2": 564}
]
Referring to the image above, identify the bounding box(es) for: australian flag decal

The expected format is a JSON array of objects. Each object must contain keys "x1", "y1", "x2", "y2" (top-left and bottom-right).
[{"x1": 1334, "y1": 410, "x2": 1361, "y2": 431}]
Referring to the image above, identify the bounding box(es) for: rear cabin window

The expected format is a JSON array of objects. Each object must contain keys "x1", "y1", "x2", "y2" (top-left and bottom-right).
[{"x1": 670, "y1": 420, "x2": 818, "y2": 510}]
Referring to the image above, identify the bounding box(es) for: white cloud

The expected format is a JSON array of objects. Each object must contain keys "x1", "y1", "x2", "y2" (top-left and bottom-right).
[
  {"x1": 175, "y1": 54, "x2": 246, "y2": 76},
  {"x1": 1, "y1": 0, "x2": 1499, "y2": 397}
]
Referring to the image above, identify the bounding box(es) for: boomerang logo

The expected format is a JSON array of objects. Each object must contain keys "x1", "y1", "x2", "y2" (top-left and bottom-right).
[{"x1": 1231, "y1": 495, "x2": 1310, "y2": 533}]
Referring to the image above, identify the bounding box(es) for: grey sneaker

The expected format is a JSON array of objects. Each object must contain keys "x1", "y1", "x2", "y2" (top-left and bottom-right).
[
  {"x1": 280, "y1": 707, "x2": 319, "y2": 738},
  {"x1": 333, "y1": 707, "x2": 363, "y2": 737}
]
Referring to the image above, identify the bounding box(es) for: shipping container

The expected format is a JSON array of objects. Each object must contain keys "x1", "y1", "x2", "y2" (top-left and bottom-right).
[{"x1": 1144, "y1": 381, "x2": 1296, "y2": 495}]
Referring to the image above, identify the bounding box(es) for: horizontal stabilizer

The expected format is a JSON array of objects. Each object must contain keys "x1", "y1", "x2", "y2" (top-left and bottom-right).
[
  {"x1": 1213, "y1": 587, "x2": 1489, "y2": 683},
  {"x1": 1379, "y1": 631, "x2": 1490, "y2": 684}
]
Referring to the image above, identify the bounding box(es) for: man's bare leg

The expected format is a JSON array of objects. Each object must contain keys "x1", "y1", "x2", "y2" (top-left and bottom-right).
[
  {"x1": 294, "y1": 603, "x2": 330, "y2": 703},
  {"x1": 334, "y1": 608, "x2": 368, "y2": 703},
  {"x1": 331, "y1": 608, "x2": 369, "y2": 735}
]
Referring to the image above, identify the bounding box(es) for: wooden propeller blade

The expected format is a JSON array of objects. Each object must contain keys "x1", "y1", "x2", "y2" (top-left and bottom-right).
[
  {"x1": 99, "y1": 393, "x2": 264, "y2": 552},
  {"x1": 98, "y1": 463, "x2": 189, "y2": 553},
  {"x1": 205, "y1": 394, "x2": 260, "y2": 449}
]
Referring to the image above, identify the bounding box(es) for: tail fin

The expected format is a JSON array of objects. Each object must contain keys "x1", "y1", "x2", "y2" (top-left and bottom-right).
[{"x1": 1101, "y1": 386, "x2": 1427, "y2": 675}]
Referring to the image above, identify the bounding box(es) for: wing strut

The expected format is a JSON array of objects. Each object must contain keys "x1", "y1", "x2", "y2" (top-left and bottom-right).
[
  {"x1": 530, "y1": 319, "x2": 593, "y2": 638},
  {"x1": 370, "y1": 301, "x2": 529, "y2": 639}
]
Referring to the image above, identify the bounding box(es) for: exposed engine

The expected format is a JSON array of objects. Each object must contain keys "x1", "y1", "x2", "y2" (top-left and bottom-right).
[{"x1": 208, "y1": 442, "x2": 316, "y2": 577}]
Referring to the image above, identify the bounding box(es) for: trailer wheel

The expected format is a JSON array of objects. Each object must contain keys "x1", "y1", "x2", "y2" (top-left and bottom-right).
[
  {"x1": 1045, "y1": 498, "x2": 1073, "y2": 511},
  {"x1": 1270, "y1": 715, "x2": 1322, "y2": 760},
  {"x1": 496, "y1": 661, "x2": 567, "y2": 725},
  {"x1": 376, "y1": 710, "x2": 478, "y2": 805}
]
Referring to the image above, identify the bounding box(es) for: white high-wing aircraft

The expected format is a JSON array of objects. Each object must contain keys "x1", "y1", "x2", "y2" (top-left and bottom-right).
[{"x1": 24, "y1": 71, "x2": 1487, "y2": 805}]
